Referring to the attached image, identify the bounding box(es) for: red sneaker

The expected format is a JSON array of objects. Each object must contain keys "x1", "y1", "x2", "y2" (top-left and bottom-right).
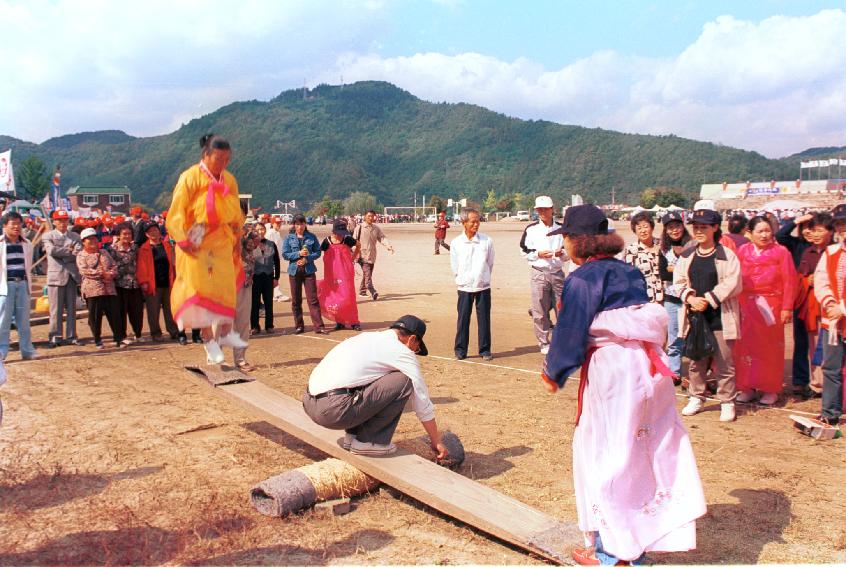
[{"x1": 571, "y1": 547, "x2": 629, "y2": 565}]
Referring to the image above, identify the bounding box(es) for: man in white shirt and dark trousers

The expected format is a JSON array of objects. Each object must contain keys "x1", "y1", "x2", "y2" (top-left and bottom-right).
[
  {"x1": 303, "y1": 315, "x2": 448, "y2": 458},
  {"x1": 450, "y1": 209, "x2": 495, "y2": 361},
  {"x1": 520, "y1": 196, "x2": 567, "y2": 354}
]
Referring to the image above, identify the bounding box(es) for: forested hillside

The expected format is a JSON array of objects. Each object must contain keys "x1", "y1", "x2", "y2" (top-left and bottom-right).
[{"x1": 2, "y1": 81, "x2": 795, "y2": 209}]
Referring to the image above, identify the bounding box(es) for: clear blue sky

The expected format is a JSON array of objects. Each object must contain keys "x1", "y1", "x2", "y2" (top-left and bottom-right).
[{"x1": 380, "y1": 0, "x2": 839, "y2": 64}]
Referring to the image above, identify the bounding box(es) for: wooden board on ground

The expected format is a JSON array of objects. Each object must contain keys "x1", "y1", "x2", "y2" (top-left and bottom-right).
[{"x1": 185, "y1": 365, "x2": 580, "y2": 564}]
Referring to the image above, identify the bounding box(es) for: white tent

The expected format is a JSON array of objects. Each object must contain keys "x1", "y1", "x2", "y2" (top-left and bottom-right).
[
  {"x1": 760, "y1": 199, "x2": 812, "y2": 211},
  {"x1": 665, "y1": 204, "x2": 685, "y2": 211}
]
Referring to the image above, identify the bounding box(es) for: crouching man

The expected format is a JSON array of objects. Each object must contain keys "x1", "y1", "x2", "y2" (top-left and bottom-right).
[{"x1": 303, "y1": 314, "x2": 449, "y2": 458}]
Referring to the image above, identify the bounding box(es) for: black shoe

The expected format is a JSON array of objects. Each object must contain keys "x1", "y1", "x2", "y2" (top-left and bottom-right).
[
  {"x1": 192, "y1": 335, "x2": 202, "y2": 344},
  {"x1": 294, "y1": 327, "x2": 305, "y2": 335},
  {"x1": 315, "y1": 328, "x2": 330, "y2": 335},
  {"x1": 455, "y1": 352, "x2": 466, "y2": 360},
  {"x1": 48, "y1": 340, "x2": 60, "y2": 349},
  {"x1": 351, "y1": 324, "x2": 361, "y2": 331},
  {"x1": 359, "y1": 291, "x2": 368, "y2": 297},
  {"x1": 265, "y1": 328, "x2": 275, "y2": 335},
  {"x1": 178, "y1": 335, "x2": 188, "y2": 346},
  {"x1": 817, "y1": 415, "x2": 841, "y2": 426},
  {"x1": 372, "y1": 292, "x2": 379, "y2": 301},
  {"x1": 334, "y1": 323, "x2": 346, "y2": 331}
]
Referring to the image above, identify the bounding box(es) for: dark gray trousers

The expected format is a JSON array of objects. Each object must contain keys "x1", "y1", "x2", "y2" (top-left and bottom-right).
[{"x1": 302, "y1": 371, "x2": 413, "y2": 445}]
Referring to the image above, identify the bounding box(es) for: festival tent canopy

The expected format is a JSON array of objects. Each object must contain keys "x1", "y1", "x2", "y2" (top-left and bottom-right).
[{"x1": 760, "y1": 199, "x2": 813, "y2": 211}]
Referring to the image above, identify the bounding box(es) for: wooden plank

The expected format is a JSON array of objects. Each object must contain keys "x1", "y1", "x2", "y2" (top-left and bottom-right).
[{"x1": 185, "y1": 366, "x2": 580, "y2": 564}]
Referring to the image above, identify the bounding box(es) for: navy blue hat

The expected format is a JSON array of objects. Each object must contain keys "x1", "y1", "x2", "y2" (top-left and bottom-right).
[
  {"x1": 390, "y1": 315, "x2": 428, "y2": 356},
  {"x1": 832, "y1": 204, "x2": 846, "y2": 222},
  {"x1": 332, "y1": 219, "x2": 352, "y2": 238},
  {"x1": 548, "y1": 204, "x2": 608, "y2": 236},
  {"x1": 687, "y1": 209, "x2": 721, "y2": 225},
  {"x1": 661, "y1": 211, "x2": 684, "y2": 225}
]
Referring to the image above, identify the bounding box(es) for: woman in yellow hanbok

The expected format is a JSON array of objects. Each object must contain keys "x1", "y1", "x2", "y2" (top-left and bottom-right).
[{"x1": 167, "y1": 134, "x2": 247, "y2": 363}]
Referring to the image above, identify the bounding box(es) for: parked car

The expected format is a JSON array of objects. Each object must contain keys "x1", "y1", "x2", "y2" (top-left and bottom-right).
[
  {"x1": 425, "y1": 214, "x2": 437, "y2": 223},
  {"x1": 515, "y1": 210, "x2": 530, "y2": 221}
]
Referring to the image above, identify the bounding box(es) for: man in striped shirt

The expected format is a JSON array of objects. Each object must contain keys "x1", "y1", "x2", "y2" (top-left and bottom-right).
[{"x1": 0, "y1": 212, "x2": 37, "y2": 360}]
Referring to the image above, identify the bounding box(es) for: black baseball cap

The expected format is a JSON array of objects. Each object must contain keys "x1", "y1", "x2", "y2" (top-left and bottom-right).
[
  {"x1": 547, "y1": 204, "x2": 608, "y2": 236},
  {"x1": 332, "y1": 219, "x2": 351, "y2": 238},
  {"x1": 687, "y1": 209, "x2": 721, "y2": 225},
  {"x1": 390, "y1": 315, "x2": 428, "y2": 356},
  {"x1": 661, "y1": 211, "x2": 684, "y2": 225},
  {"x1": 831, "y1": 204, "x2": 846, "y2": 222}
]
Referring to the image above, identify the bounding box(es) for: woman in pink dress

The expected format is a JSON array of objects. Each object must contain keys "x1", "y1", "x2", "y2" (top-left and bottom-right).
[
  {"x1": 542, "y1": 205, "x2": 706, "y2": 565},
  {"x1": 734, "y1": 216, "x2": 798, "y2": 405},
  {"x1": 318, "y1": 220, "x2": 362, "y2": 331}
]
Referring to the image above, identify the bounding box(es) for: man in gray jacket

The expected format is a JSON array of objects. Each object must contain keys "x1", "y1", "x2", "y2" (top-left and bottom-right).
[{"x1": 42, "y1": 210, "x2": 81, "y2": 347}]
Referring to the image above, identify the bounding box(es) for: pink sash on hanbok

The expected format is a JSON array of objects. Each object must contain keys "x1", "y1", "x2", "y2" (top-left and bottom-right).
[{"x1": 317, "y1": 243, "x2": 359, "y2": 325}]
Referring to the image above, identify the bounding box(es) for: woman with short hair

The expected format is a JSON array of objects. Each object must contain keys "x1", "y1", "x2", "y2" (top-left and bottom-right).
[
  {"x1": 108, "y1": 222, "x2": 144, "y2": 344},
  {"x1": 623, "y1": 211, "x2": 663, "y2": 303},
  {"x1": 77, "y1": 228, "x2": 125, "y2": 349},
  {"x1": 734, "y1": 216, "x2": 797, "y2": 405},
  {"x1": 542, "y1": 204, "x2": 705, "y2": 565}
]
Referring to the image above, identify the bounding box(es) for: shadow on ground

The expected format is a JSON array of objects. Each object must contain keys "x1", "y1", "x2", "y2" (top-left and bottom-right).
[{"x1": 0, "y1": 466, "x2": 162, "y2": 511}]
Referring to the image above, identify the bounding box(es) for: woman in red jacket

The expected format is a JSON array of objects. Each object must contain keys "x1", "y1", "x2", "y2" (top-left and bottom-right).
[{"x1": 136, "y1": 222, "x2": 179, "y2": 341}]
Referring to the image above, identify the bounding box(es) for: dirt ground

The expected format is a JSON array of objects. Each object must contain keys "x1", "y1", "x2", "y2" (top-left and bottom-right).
[{"x1": 1, "y1": 220, "x2": 845, "y2": 565}]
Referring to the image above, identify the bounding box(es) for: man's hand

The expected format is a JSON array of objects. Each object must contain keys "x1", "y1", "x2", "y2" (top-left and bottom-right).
[
  {"x1": 432, "y1": 441, "x2": 449, "y2": 461},
  {"x1": 687, "y1": 296, "x2": 709, "y2": 312},
  {"x1": 296, "y1": 259, "x2": 305, "y2": 267},
  {"x1": 537, "y1": 250, "x2": 554, "y2": 259},
  {"x1": 298, "y1": 248, "x2": 308, "y2": 257},
  {"x1": 795, "y1": 213, "x2": 814, "y2": 225},
  {"x1": 825, "y1": 302, "x2": 844, "y2": 320}
]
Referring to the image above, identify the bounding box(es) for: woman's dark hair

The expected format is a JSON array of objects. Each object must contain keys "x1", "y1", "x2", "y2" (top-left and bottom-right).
[
  {"x1": 660, "y1": 220, "x2": 691, "y2": 253},
  {"x1": 199, "y1": 133, "x2": 231, "y2": 156},
  {"x1": 289, "y1": 214, "x2": 311, "y2": 234},
  {"x1": 115, "y1": 221, "x2": 133, "y2": 236},
  {"x1": 807, "y1": 212, "x2": 834, "y2": 232},
  {"x1": 747, "y1": 215, "x2": 771, "y2": 233},
  {"x1": 728, "y1": 214, "x2": 747, "y2": 235},
  {"x1": 629, "y1": 211, "x2": 654, "y2": 232},
  {"x1": 568, "y1": 233, "x2": 625, "y2": 260}
]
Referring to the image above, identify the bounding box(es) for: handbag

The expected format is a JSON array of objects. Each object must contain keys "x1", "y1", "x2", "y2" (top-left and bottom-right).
[{"x1": 683, "y1": 309, "x2": 718, "y2": 360}]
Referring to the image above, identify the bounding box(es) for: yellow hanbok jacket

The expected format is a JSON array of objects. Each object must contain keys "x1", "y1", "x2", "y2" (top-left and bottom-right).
[{"x1": 166, "y1": 164, "x2": 245, "y2": 328}]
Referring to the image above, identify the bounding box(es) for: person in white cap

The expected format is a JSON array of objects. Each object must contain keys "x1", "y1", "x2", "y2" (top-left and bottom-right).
[{"x1": 519, "y1": 196, "x2": 567, "y2": 354}]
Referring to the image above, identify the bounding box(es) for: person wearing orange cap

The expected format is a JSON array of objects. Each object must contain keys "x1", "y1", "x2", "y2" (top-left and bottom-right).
[
  {"x1": 166, "y1": 134, "x2": 247, "y2": 363},
  {"x1": 43, "y1": 210, "x2": 82, "y2": 347}
]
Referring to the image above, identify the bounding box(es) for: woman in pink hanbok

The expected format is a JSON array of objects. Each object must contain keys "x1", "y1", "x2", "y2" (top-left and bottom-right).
[
  {"x1": 541, "y1": 205, "x2": 706, "y2": 565},
  {"x1": 318, "y1": 220, "x2": 361, "y2": 331},
  {"x1": 734, "y1": 216, "x2": 797, "y2": 405}
]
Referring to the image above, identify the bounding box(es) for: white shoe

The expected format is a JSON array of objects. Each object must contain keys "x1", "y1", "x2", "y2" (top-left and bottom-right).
[
  {"x1": 681, "y1": 397, "x2": 704, "y2": 416},
  {"x1": 219, "y1": 331, "x2": 248, "y2": 348},
  {"x1": 350, "y1": 439, "x2": 397, "y2": 456},
  {"x1": 278, "y1": 295, "x2": 290, "y2": 302},
  {"x1": 720, "y1": 402, "x2": 736, "y2": 422},
  {"x1": 341, "y1": 433, "x2": 356, "y2": 450},
  {"x1": 540, "y1": 345, "x2": 550, "y2": 355},
  {"x1": 736, "y1": 390, "x2": 757, "y2": 403},
  {"x1": 204, "y1": 340, "x2": 224, "y2": 364},
  {"x1": 758, "y1": 392, "x2": 778, "y2": 405}
]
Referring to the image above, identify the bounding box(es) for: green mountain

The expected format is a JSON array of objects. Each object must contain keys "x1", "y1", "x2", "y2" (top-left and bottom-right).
[
  {"x1": 2, "y1": 81, "x2": 797, "y2": 209},
  {"x1": 781, "y1": 146, "x2": 846, "y2": 168}
]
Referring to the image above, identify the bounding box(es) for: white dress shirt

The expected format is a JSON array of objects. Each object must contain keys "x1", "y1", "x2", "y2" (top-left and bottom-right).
[
  {"x1": 307, "y1": 330, "x2": 435, "y2": 422},
  {"x1": 449, "y1": 231, "x2": 495, "y2": 292},
  {"x1": 519, "y1": 220, "x2": 567, "y2": 271}
]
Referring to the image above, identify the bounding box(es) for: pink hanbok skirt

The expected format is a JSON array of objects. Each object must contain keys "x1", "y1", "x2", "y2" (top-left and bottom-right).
[
  {"x1": 734, "y1": 293, "x2": 785, "y2": 394},
  {"x1": 317, "y1": 243, "x2": 359, "y2": 326},
  {"x1": 573, "y1": 303, "x2": 706, "y2": 561}
]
